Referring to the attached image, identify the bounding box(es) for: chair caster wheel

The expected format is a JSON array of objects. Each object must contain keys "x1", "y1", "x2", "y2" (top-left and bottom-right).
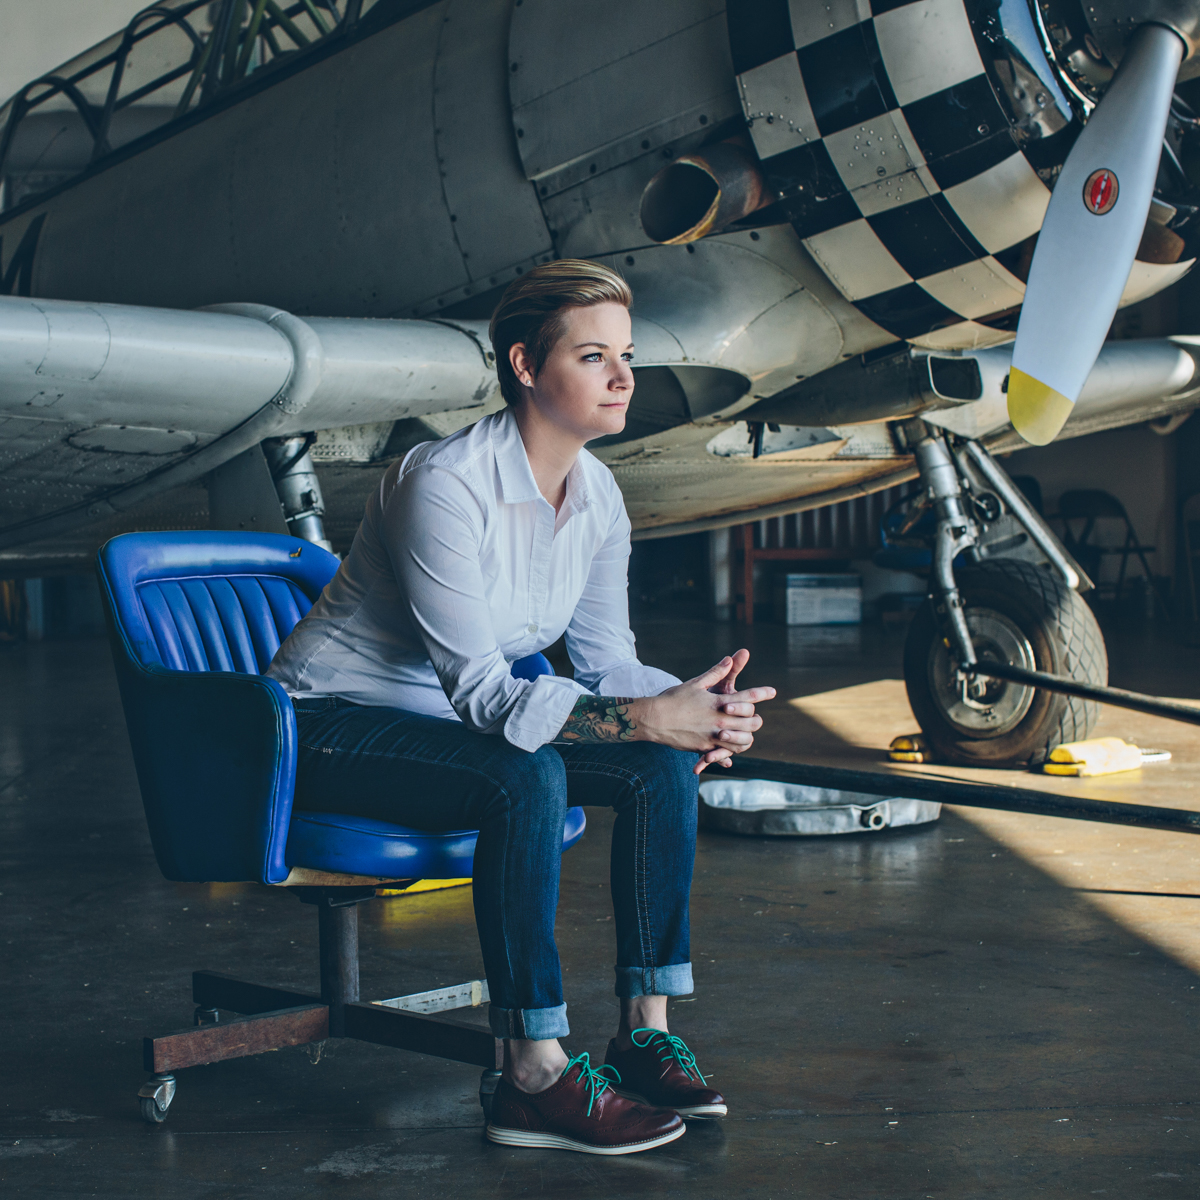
[
  {"x1": 479, "y1": 1069, "x2": 502, "y2": 1119},
  {"x1": 138, "y1": 1073, "x2": 176, "y2": 1124}
]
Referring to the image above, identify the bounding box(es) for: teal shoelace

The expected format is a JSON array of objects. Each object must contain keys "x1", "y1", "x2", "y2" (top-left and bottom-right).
[
  {"x1": 630, "y1": 1028, "x2": 706, "y2": 1083},
  {"x1": 562, "y1": 1052, "x2": 622, "y2": 1117}
]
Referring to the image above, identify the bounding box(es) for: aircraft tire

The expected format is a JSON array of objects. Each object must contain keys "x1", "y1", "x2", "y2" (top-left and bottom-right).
[{"x1": 904, "y1": 559, "x2": 1107, "y2": 768}]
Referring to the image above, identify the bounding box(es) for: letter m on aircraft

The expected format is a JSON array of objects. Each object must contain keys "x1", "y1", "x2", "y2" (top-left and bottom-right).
[{"x1": 0, "y1": 213, "x2": 45, "y2": 296}]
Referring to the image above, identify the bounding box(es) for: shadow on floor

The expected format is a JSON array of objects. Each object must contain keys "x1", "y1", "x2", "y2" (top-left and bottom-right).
[{"x1": 0, "y1": 636, "x2": 1196, "y2": 1198}]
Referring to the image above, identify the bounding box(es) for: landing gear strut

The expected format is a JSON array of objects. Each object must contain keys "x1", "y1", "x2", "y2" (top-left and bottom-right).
[
  {"x1": 902, "y1": 430, "x2": 1107, "y2": 767},
  {"x1": 263, "y1": 434, "x2": 333, "y2": 553}
]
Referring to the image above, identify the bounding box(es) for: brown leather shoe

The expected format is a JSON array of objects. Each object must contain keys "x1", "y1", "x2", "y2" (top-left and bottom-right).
[
  {"x1": 486, "y1": 1052, "x2": 685, "y2": 1155},
  {"x1": 605, "y1": 1029, "x2": 727, "y2": 1118}
]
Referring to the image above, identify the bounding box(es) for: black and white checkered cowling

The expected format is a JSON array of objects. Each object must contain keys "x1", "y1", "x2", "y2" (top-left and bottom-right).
[{"x1": 728, "y1": 0, "x2": 1083, "y2": 349}]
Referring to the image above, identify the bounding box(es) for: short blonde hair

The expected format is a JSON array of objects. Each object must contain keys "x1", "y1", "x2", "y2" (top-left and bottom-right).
[{"x1": 488, "y1": 259, "x2": 632, "y2": 406}]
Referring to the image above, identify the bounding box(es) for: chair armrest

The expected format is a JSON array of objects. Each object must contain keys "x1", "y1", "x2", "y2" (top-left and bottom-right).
[{"x1": 109, "y1": 651, "x2": 296, "y2": 885}]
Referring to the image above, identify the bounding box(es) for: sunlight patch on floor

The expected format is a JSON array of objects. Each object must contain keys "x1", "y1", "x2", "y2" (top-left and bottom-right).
[
  {"x1": 779, "y1": 677, "x2": 1200, "y2": 975},
  {"x1": 785, "y1": 678, "x2": 916, "y2": 753}
]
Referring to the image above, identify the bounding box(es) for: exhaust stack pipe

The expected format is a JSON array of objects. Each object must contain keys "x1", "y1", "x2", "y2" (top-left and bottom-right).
[{"x1": 640, "y1": 143, "x2": 766, "y2": 245}]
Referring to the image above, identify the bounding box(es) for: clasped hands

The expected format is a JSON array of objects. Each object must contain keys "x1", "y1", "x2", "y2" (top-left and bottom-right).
[{"x1": 625, "y1": 648, "x2": 775, "y2": 775}]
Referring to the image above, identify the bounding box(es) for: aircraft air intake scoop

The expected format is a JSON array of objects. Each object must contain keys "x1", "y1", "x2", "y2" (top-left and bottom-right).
[
  {"x1": 738, "y1": 348, "x2": 967, "y2": 429},
  {"x1": 640, "y1": 143, "x2": 766, "y2": 245}
]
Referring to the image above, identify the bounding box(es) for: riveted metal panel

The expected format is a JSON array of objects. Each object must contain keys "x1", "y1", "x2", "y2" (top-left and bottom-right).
[
  {"x1": 508, "y1": 0, "x2": 739, "y2": 181},
  {"x1": 228, "y1": 7, "x2": 463, "y2": 317},
  {"x1": 22, "y1": 9, "x2": 468, "y2": 318},
  {"x1": 433, "y1": 0, "x2": 553, "y2": 283},
  {"x1": 509, "y1": 0, "x2": 727, "y2": 108}
]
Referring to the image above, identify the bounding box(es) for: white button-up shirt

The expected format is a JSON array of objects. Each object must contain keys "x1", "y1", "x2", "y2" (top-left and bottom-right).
[{"x1": 267, "y1": 408, "x2": 680, "y2": 751}]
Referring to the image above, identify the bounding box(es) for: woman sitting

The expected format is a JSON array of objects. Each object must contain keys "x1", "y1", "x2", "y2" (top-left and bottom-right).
[{"x1": 268, "y1": 260, "x2": 773, "y2": 1155}]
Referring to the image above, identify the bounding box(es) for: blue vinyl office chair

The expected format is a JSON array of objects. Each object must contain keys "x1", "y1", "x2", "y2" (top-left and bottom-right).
[{"x1": 96, "y1": 530, "x2": 585, "y2": 1124}]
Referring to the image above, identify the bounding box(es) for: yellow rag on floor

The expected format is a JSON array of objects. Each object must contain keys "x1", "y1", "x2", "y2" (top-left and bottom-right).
[
  {"x1": 377, "y1": 878, "x2": 471, "y2": 897},
  {"x1": 1043, "y1": 737, "x2": 1143, "y2": 777},
  {"x1": 889, "y1": 734, "x2": 928, "y2": 763}
]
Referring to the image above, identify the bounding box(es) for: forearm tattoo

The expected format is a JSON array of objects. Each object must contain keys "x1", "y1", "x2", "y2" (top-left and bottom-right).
[{"x1": 556, "y1": 696, "x2": 637, "y2": 744}]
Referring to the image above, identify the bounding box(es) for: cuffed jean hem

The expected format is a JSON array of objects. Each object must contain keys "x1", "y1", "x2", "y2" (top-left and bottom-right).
[
  {"x1": 488, "y1": 1003, "x2": 570, "y2": 1041},
  {"x1": 614, "y1": 963, "x2": 694, "y2": 998}
]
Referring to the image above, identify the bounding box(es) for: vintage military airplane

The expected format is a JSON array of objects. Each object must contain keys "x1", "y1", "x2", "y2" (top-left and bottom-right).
[{"x1": 3, "y1": 0, "x2": 1200, "y2": 765}]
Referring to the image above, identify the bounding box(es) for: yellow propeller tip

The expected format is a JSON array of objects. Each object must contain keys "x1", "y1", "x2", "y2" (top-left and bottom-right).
[{"x1": 1007, "y1": 369, "x2": 1074, "y2": 446}]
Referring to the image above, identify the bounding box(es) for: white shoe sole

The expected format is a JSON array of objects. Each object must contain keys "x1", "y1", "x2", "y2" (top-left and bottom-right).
[
  {"x1": 485, "y1": 1121, "x2": 686, "y2": 1155},
  {"x1": 611, "y1": 1087, "x2": 728, "y2": 1119}
]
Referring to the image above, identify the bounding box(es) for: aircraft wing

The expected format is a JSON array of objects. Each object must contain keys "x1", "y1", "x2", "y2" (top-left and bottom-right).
[
  {"x1": 3, "y1": 287, "x2": 1200, "y2": 563},
  {"x1": 0, "y1": 295, "x2": 502, "y2": 551},
  {"x1": 0, "y1": 294, "x2": 710, "y2": 563}
]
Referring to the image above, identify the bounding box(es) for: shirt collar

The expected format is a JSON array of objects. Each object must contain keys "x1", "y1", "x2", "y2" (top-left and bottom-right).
[
  {"x1": 562, "y1": 453, "x2": 591, "y2": 518},
  {"x1": 491, "y1": 407, "x2": 592, "y2": 515},
  {"x1": 492, "y1": 407, "x2": 541, "y2": 504}
]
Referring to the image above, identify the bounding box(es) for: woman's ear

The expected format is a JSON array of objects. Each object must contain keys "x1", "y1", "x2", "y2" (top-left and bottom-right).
[{"x1": 509, "y1": 342, "x2": 535, "y2": 389}]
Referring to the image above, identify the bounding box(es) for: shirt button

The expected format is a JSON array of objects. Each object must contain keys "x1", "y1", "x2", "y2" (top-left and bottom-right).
[{"x1": 527, "y1": 623, "x2": 538, "y2": 634}]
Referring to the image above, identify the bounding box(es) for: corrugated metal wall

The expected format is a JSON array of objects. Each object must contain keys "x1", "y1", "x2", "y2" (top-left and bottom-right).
[{"x1": 746, "y1": 482, "x2": 921, "y2": 553}]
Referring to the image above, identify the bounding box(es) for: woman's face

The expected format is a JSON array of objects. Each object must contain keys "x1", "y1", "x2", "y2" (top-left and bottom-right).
[{"x1": 511, "y1": 302, "x2": 634, "y2": 442}]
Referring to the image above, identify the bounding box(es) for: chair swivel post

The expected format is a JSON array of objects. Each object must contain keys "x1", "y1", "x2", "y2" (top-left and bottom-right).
[{"x1": 316, "y1": 891, "x2": 364, "y2": 1037}]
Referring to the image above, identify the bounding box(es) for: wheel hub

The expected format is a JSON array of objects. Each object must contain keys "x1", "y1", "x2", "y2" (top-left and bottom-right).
[{"x1": 928, "y1": 607, "x2": 1038, "y2": 737}]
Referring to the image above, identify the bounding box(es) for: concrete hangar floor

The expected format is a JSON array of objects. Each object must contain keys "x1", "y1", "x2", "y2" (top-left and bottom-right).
[{"x1": 1, "y1": 613, "x2": 1198, "y2": 1198}]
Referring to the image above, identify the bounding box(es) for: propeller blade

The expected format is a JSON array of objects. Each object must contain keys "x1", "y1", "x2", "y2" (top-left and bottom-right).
[{"x1": 1008, "y1": 22, "x2": 1186, "y2": 445}]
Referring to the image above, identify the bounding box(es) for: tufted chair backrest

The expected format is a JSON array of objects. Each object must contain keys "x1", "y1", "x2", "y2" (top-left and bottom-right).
[
  {"x1": 99, "y1": 531, "x2": 339, "y2": 673},
  {"x1": 137, "y1": 575, "x2": 313, "y2": 673}
]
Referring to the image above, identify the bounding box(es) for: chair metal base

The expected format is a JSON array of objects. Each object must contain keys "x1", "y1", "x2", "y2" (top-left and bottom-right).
[{"x1": 138, "y1": 887, "x2": 501, "y2": 1122}]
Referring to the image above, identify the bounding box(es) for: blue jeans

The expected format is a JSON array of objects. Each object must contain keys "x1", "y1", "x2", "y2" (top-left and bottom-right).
[{"x1": 291, "y1": 699, "x2": 698, "y2": 1041}]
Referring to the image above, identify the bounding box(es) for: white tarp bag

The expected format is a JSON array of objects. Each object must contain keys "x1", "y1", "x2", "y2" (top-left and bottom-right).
[{"x1": 699, "y1": 778, "x2": 941, "y2": 837}]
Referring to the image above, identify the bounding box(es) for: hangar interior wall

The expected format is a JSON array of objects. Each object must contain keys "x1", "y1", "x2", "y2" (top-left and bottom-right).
[
  {"x1": 1003, "y1": 424, "x2": 1178, "y2": 592},
  {"x1": 995, "y1": 269, "x2": 1199, "y2": 605}
]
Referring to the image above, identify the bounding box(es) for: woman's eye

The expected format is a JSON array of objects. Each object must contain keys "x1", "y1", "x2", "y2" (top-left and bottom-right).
[
  {"x1": 582, "y1": 352, "x2": 602, "y2": 362},
  {"x1": 621, "y1": 353, "x2": 634, "y2": 362}
]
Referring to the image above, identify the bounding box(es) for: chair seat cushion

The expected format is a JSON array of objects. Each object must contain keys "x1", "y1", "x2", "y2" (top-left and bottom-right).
[{"x1": 286, "y1": 806, "x2": 587, "y2": 879}]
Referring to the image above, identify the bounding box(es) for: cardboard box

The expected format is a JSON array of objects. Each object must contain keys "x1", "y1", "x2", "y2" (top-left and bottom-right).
[{"x1": 773, "y1": 573, "x2": 862, "y2": 625}]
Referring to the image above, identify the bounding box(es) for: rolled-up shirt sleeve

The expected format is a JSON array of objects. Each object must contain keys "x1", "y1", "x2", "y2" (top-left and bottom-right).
[
  {"x1": 385, "y1": 464, "x2": 590, "y2": 749},
  {"x1": 565, "y1": 504, "x2": 682, "y2": 699}
]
